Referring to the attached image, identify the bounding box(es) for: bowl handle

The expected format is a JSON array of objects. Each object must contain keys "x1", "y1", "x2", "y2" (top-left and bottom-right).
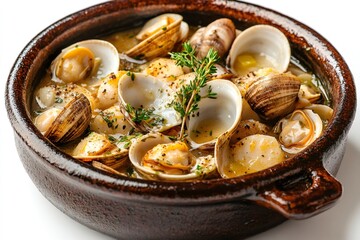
[{"x1": 251, "y1": 163, "x2": 342, "y2": 219}]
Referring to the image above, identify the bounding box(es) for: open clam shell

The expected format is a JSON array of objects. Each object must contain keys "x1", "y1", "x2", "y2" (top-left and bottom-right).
[
  {"x1": 72, "y1": 132, "x2": 128, "y2": 168},
  {"x1": 227, "y1": 25, "x2": 291, "y2": 76},
  {"x1": 275, "y1": 109, "x2": 324, "y2": 154},
  {"x1": 186, "y1": 79, "x2": 242, "y2": 149},
  {"x1": 126, "y1": 13, "x2": 185, "y2": 61},
  {"x1": 118, "y1": 72, "x2": 181, "y2": 132},
  {"x1": 215, "y1": 132, "x2": 285, "y2": 178},
  {"x1": 51, "y1": 39, "x2": 119, "y2": 84},
  {"x1": 129, "y1": 133, "x2": 216, "y2": 181}
]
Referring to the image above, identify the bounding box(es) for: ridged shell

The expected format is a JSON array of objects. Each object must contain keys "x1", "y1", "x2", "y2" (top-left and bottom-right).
[
  {"x1": 189, "y1": 18, "x2": 236, "y2": 59},
  {"x1": 126, "y1": 13, "x2": 184, "y2": 60},
  {"x1": 245, "y1": 72, "x2": 301, "y2": 120},
  {"x1": 44, "y1": 93, "x2": 91, "y2": 143}
]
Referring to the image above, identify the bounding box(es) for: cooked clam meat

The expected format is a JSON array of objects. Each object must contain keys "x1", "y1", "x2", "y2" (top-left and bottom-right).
[
  {"x1": 129, "y1": 133, "x2": 216, "y2": 180},
  {"x1": 275, "y1": 109, "x2": 323, "y2": 154},
  {"x1": 51, "y1": 39, "x2": 119, "y2": 84},
  {"x1": 216, "y1": 133, "x2": 284, "y2": 178},
  {"x1": 142, "y1": 141, "x2": 195, "y2": 175},
  {"x1": 32, "y1": 14, "x2": 332, "y2": 181}
]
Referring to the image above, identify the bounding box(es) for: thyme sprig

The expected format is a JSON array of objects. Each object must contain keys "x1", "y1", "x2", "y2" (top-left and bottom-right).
[
  {"x1": 125, "y1": 104, "x2": 164, "y2": 127},
  {"x1": 169, "y1": 42, "x2": 219, "y2": 140}
]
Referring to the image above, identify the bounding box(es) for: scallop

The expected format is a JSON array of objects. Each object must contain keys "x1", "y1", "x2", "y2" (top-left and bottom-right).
[
  {"x1": 126, "y1": 13, "x2": 187, "y2": 61},
  {"x1": 227, "y1": 25, "x2": 291, "y2": 76},
  {"x1": 51, "y1": 39, "x2": 119, "y2": 84},
  {"x1": 275, "y1": 109, "x2": 323, "y2": 154},
  {"x1": 189, "y1": 18, "x2": 236, "y2": 59},
  {"x1": 128, "y1": 133, "x2": 216, "y2": 180},
  {"x1": 186, "y1": 79, "x2": 242, "y2": 149},
  {"x1": 118, "y1": 72, "x2": 181, "y2": 132},
  {"x1": 35, "y1": 93, "x2": 92, "y2": 144}
]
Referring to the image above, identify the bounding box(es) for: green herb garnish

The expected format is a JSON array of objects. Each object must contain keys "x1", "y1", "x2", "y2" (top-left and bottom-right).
[
  {"x1": 125, "y1": 104, "x2": 164, "y2": 127},
  {"x1": 55, "y1": 97, "x2": 63, "y2": 103},
  {"x1": 126, "y1": 71, "x2": 135, "y2": 81},
  {"x1": 118, "y1": 132, "x2": 142, "y2": 149},
  {"x1": 100, "y1": 111, "x2": 118, "y2": 129},
  {"x1": 169, "y1": 42, "x2": 219, "y2": 139}
]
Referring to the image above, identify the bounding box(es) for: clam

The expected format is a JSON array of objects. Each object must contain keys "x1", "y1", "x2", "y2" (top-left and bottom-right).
[
  {"x1": 118, "y1": 72, "x2": 181, "y2": 132},
  {"x1": 227, "y1": 25, "x2": 291, "y2": 76},
  {"x1": 229, "y1": 119, "x2": 270, "y2": 144},
  {"x1": 128, "y1": 133, "x2": 216, "y2": 180},
  {"x1": 186, "y1": 79, "x2": 242, "y2": 149},
  {"x1": 215, "y1": 133, "x2": 285, "y2": 178},
  {"x1": 73, "y1": 132, "x2": 128, "y2": 168},
  {"x1": 35, "y1": 93, "x2": 92, "y2": 144},
  {"x1": 90, "y1": 105, "x2": 132, "y2": 135},
  {"x1": 189, "y1": 18, "x2": 236, "y2": 59},
  {"x1": 143, "y1": 58, "x2": 184, "y2": 81},
  {"x1": 305, "y1": 104, "x2": 333, "y2": 121},
  {"x1": 51, "y1": 39, "x2": 119, "y2": 84},
  {"x1": 296, "y1": 84, "x2": 322, "y2": 108},
  {"x1": 274, "y1": 109, "x2": 323, "y2": 154},
  {"x1": 96, "y1": 71, "x2": 127, "y2": 110},
  {"x1": 126, "y1": 13, "x2": 187, "y2": 61},
  {"x1": 244, "y1": 70, "x2": 301, "y2": 121},
  {"x1": 35, "y1": 83, "x2": 96, "y2": 111}
]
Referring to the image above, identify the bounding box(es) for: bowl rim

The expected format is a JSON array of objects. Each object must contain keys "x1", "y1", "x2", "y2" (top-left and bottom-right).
[{"x1": 5, "y1": 0, "x2": 356, "y2": 205}]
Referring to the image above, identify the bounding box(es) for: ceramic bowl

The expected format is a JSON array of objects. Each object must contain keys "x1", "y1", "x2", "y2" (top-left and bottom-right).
[{"x1": 5, "y1": 0, "x2": 356, "y2": 239}]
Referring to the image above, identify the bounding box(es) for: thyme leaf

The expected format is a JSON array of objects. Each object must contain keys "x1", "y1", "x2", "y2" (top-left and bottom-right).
[
  {"x1": 169, "y1": 42, "x2": 219, "y2": 140},
  {"x1": 125, "y1": 104, "x2": 164, "y2": 127}
]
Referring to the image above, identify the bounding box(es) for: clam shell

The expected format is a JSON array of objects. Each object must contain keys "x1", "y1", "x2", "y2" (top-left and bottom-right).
[
  {"x1": 118, "y1": 72, "x2": 181, "y2": 132},
  {"x1": 51, "y1": 39, "x2": 119, "y2": 84},
  {"x1": 227, "y1": 25, "x2": 291, "y2": 76},
  {"x1": 72, "y1": 132, "x2": 128, "y2": 165},
  {"x1": 186, "y1": 79, "x2": 242, "y2": 149},
  {"x1": 276, "y1": 109, "x2": 323, "y2": 154},
  {"x1": 44, "y1": 93, "x2": 91, "y2": 143},
  {"x1": 245, "y1": 72, "x2": 301, "y2": 121},
  {"x1": 215, "y1": 133, "x2": 284, "y2": 178},
  {"x1": 129, "y1": 133, "x2": 216, "y2": 181},
  {"x1": 126, "y1": 13, "x2": 183, "y2": 60},
  {"x1": 189, "y1": 18, "x2": 236, "y2": 59}
]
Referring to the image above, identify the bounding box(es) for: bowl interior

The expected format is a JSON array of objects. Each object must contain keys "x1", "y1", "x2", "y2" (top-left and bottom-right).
[{"x1": 7, "y1": 0, "x2": 356, "y2": 201}]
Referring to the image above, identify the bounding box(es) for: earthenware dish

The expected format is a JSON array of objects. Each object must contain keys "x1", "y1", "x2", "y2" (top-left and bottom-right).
[{"x1": 5, "y1": 0, "x2": 356, "y2": 239}]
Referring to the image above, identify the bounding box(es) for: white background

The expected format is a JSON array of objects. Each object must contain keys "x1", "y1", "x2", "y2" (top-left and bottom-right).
[{"x1": 0, "y1": 1, "x2": 359, "y2": 239}]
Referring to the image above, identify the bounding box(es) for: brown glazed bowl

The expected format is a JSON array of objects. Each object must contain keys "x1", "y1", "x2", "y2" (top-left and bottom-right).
[{"x1": 5, "y1": 0, "x2": 356, "y2": 239}]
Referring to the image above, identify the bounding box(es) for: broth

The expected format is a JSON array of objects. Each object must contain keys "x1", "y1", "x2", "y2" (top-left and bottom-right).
[{"x1": 31, "y1": 15, "x2": 332, "y2": 181}]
